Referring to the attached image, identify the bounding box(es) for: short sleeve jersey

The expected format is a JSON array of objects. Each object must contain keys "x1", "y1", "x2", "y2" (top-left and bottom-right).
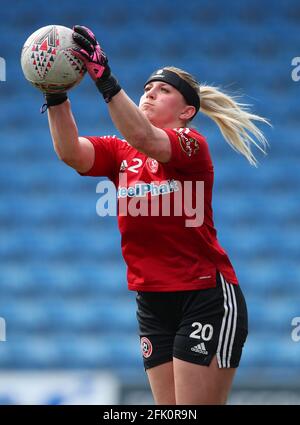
[{"x1": 78, "y1": 128, "x2": 239, "y2": 292}]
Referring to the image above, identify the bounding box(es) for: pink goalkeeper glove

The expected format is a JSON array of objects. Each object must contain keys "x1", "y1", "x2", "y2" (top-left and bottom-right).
[
  {"x1": 71, "y1": 25, "x2": 107, "y2": 80},
  {"x1": 71, "y1": 25, "x2": 121, "y2": 102}
]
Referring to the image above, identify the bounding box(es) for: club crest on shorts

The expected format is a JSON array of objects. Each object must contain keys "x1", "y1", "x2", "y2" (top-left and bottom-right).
[
  {"x1": 146, "y1": 158, "x2": 159, "y2": 174},
  {"x1": 141, "y1": 337, "x2": 153, "y2": 358}
]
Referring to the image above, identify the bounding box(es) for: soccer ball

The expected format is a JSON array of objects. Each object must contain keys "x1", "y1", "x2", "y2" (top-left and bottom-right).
[{"x1": 21, "y1": 25, "x2": 86, "y2": 93}]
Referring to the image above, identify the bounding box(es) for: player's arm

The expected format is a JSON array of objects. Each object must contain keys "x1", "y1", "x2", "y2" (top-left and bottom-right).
[
  {"x1": 47, "y1": 99, "x2": 95, "y2": 173},
  {"x1": 71, "y1": 26, "x2": 171, "y2": 162},
  {"x1": 108, "y1": 90, "x2": 171, "y2": 162}
]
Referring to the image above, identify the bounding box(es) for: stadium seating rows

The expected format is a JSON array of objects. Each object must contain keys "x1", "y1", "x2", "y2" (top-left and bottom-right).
[{"x1": 0, "y1": 0, "x2": 299, "y2": 384}]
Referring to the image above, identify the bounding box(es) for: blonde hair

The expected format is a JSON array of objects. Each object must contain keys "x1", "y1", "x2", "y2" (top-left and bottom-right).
[{"x1": 164, "y1": 66, "x2": 271, "y2": 167}]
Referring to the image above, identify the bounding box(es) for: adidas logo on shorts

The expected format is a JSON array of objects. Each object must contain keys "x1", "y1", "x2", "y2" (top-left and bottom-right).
[{"x1": 191, "y1": 342, "x2": 208, "y2": 355}]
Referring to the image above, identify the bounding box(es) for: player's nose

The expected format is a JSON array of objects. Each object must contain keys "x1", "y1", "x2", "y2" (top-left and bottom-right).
[{"x1": 146, "y1": 87, "x2": 156, "y2": 99}]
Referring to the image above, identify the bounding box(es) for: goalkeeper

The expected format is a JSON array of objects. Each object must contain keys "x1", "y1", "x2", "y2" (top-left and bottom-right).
[{"x1": 43, "y1": 25, "x2": 270, "y2": 405}]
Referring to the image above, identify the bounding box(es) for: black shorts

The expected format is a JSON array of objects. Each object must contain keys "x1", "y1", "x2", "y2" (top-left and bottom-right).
[{"x1": 136, "y1": 271, "x2": 248, "y2": 370}]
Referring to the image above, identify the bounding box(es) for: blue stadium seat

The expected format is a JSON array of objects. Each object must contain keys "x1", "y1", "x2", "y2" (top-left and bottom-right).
[
  {"x1": 243, "y1": 330, "x2": 300, "y2": 368},
  {"x1": 248, "y1": 296, "x2": 300, "y2": 332},
  {"x1": 235, "y1": 257, "x2": 300, "y2": 296},
  {"x1": 7, "y1": 336, "x2": 62, "y2": 368}
]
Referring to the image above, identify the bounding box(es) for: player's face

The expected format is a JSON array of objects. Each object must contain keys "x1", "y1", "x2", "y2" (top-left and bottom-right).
[{"x1": 139, "y1": 81, "x2": 188, "y2": 127}]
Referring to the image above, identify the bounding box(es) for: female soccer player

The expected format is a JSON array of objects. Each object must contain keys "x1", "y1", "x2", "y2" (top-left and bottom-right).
[{"x1": 43, "y1": 26, "x2": 269, "y2": 405}]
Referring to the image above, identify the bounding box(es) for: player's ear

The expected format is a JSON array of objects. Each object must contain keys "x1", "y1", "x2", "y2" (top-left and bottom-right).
[{"x1": 179, "y1": 105, "x2": 196, "y2": 121}]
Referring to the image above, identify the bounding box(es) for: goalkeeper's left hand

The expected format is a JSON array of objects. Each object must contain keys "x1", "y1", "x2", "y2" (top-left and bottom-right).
[{"x1": 71, "y1": 25, "x2": 121, "y2": 103}]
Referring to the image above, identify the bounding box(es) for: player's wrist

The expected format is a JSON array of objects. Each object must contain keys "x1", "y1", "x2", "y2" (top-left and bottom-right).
[
  {"x1": 40, "y1": 92, "x2": 68, "y2": 113},
  {"x1": 95, "y1": 74, "x2": 121, "y2": 103},
  {"x1": 95, "y1": 68, "x2": 121, "y2": 103}
]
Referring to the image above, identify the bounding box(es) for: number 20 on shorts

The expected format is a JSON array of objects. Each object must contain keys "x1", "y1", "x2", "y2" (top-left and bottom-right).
[{"x1": 189, "y1": 322, "x2": 214, "y2": 341}]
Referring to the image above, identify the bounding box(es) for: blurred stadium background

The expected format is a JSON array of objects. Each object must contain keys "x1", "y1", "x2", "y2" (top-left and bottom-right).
[{"x1": 0, "y1": 0, "x2": 300, "y2": 404}]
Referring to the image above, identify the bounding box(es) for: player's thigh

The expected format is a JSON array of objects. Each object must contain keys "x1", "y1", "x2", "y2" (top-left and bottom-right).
[
  {"x1": 172, "y1": 272, "x2": 248, "y2": 404},
  {"x1": 174, "y1": 355, "x2": 236, "y2": 405},
  {"x1": 173, "y1": 272, "x2": 248, "y2": 370},
  {"x1": 136, "y1": 291, "x2": 179, "y2": 404},
  {"x1": 146, "y1": 361, "x2": 176, "y2": 405},
  {"x1": 139, "y1": 334, "x2": 176, "y2": 405}
]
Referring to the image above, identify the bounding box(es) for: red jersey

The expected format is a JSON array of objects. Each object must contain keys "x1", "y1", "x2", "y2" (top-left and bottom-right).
[{"x1": 78, "y1": 128, "x2": 239, "y2": 292}]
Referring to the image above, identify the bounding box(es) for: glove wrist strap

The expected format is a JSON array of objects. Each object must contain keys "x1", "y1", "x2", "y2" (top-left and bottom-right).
[
  {"x1": 95, "y1": 74, "x2": 121, "y2": 103},
  {"x1": 40, "y1": 93, "x2": 68, "y2": 113}
]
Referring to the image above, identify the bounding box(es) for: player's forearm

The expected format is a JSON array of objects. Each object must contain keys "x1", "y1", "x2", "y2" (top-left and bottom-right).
[
  {"x1": 47, "y1": 100, "x2": 80, "y2": 161},
  {"x1": 108, "y1": 90, "x2": 154, "y2": 148},
  {"x1": 69, "y1": 27, "x2": 154, "y2": 148}
]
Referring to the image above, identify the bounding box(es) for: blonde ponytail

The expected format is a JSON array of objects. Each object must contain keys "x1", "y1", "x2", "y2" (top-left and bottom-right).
[{"x1": 165, "y1": 66, "x2": 271, "y2": 167}]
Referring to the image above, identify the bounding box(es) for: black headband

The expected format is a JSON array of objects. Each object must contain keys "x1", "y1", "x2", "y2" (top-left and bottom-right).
[{"x1": 144, "y1": 69, "x2": 200, "y2": 116}]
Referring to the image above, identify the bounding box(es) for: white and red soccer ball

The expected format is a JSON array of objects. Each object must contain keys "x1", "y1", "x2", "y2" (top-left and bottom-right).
[{"x1": 21, "y1": 25, "x2": 86, "y2": 93}]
